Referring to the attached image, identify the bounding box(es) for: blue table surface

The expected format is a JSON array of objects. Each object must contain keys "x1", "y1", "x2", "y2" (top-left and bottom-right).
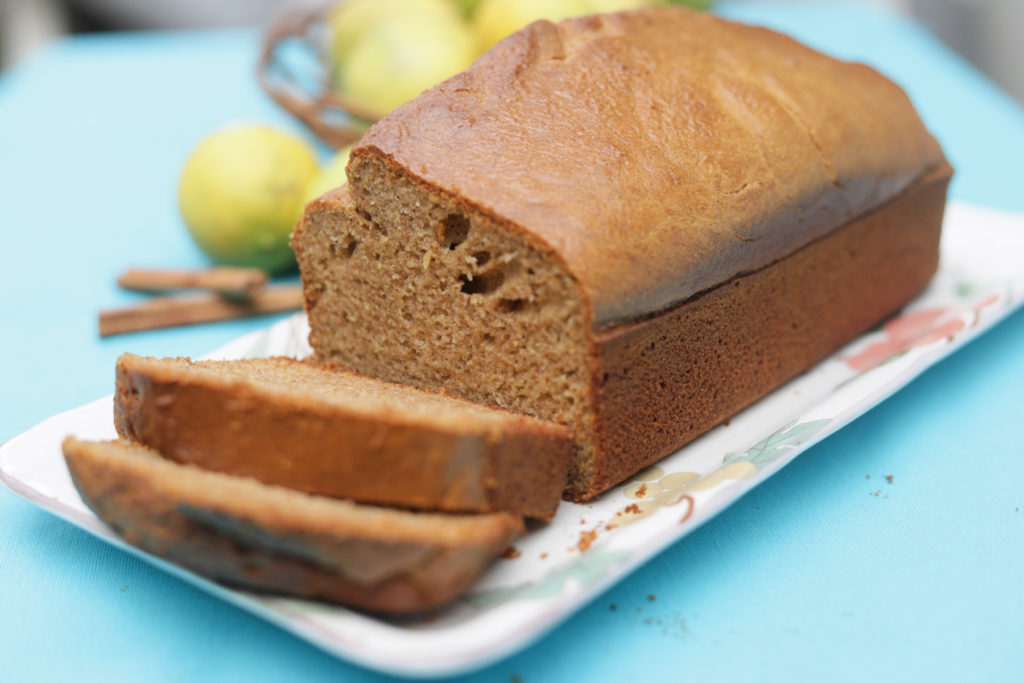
[{"x1": 2, "y1": 2, "x2": 1022, "y2": 681}]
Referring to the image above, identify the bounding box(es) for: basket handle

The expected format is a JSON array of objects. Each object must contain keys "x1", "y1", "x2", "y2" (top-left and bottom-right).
[{"x1": 258, "y1": 4, "x2": 385, "y2": 149}]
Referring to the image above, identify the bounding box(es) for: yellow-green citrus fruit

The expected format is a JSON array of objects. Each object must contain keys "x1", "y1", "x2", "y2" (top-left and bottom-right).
[
  {"x1": 327, "y1": 0, "x2": 461, "y2": 66},
  {"x1": 304, "y1": 145, "x2": 353, "y2": 203},
  {"x1": 341, "y1": 16, "x2": 475, "y2": 113},
  {"x1": 178, "y1": 125, "x2": 317, "y2": 274},
  {"x1": 472, "y1": 0, "x2": 590, "y2": 53},
  {"x1": 585, "y1": 0, "x2": 652, "y2": 12},
  {"x1": 451, "y1": 0, "x2": 485, "y2": 17},
  {"x1": 664, "y1": 0, "x2": 713, "y2": 9}
]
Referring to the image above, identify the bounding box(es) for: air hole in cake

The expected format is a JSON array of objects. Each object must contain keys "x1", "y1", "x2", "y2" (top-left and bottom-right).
[
  {"x1": 329, "y1": 235, "x2": 359, "y2": 259},
  {"x1": 440, "y1": 213, "x2": 470, "y2": 249},
  {"x1": 473, "y1": 250, "x2": 492, "y2": 266},
  {"x1": 306, "y1": 281, "x2": 325, "y2": 307},
  {"x1": 459, "y1": 268, "x2": 505, "y2": 295},
  {"x1": 497, "y1": 298, "x2": 526, "y2": 313}
]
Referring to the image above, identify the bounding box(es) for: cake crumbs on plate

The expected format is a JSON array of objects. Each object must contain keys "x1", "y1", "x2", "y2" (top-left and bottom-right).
[
  {"x1": 886, "y1": 474, "x2": 894, "y2": 484},
  {"x1": 502, "y1": 546, "x2": 521, "y2": 560},
  {"x1": 576, "y1": 529, "x2": 599, "y2": 552}
]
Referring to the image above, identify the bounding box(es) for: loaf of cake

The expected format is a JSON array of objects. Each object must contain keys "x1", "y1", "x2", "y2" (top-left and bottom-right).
[
  {"x1": 63, "y1": 438, "x2": 523, "y2": 613},
  {"x1": 294, "y1": 6, "x2": 951, "y2": 501},
  {"x1": 114, "y1": 353, "x2": 572, "y2": 520}
]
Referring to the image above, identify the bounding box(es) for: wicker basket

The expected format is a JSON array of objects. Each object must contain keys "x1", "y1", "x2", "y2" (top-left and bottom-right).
[{"x1": 258, "y1": 4, "x2": 386, "y2": 149}]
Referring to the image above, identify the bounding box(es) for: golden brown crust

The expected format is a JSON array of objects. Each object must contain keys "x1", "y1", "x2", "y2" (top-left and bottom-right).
[
  {"x1": 566, "y1": 161, "x2": 952, "y2": 499},
  {"x1": 349, "y1": 7, "x2": 945, "y2": 328},
  {"x1": 300, "y1": 8, "x2": 952, "y2": 501},
  {"x1": 62, "y1": 438, "x2": 524, "y2": 614},
  {"x1": 114, "y1": 355, "x2": 571, "y2": 520}
]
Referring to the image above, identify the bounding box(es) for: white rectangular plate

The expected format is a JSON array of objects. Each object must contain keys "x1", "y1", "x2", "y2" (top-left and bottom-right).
[{"x1": 3, "y1": 202, "x2": 1023, "y2": 678}]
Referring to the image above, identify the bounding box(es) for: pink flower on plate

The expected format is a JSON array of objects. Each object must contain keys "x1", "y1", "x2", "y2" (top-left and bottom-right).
[{"x1": 846, "y1": 293, "x2": 999, "y2": 372}]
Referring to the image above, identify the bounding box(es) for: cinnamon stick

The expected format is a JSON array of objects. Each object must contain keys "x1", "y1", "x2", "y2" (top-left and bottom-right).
[
  {"x1": 99, "y1": 284, "x2": 304, "y2": 338},
  {"x1": 116, "y1": 267, "x2": 268, "y2": 298}
]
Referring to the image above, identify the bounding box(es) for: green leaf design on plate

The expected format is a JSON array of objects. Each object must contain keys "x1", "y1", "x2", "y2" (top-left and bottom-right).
[
  {"x1": 955, "y1": 280, "x2": 984, "y2": 298},
  {"x1": 723, "y1": 418, "x2": 831, "y2": 470},
  {"x1": 464, "y1": 547, "x2": 630, "y2": 609}
]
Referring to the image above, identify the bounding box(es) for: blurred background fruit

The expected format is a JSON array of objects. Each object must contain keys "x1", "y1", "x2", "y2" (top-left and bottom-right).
[
  {"x1": 337, "y1": 9, "x2": 476, "y2": 113},
  {"x1": 586, "y1": 0, "x2": 651, "y2": 12},
  {"x1": 663, "y1": 0, "x2": 715, "y2": 10},
  {"x1": 304, "y1": 145, "x2": 353, "y2": 203},
  {"x1": 472, "y1": 0, "x2": 590, "y2": 53},
  {"x1": 178, "y1": 124, "x2": 317, "y2": 273},
  {"x1": 450, "y1": 0, "x2": 485, "y2": 18},
  {"x1": 327, "y1": 0, "x2": 461, "y2": 66}
]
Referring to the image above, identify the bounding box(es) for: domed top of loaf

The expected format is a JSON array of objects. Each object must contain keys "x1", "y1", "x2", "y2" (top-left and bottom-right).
[{"x1": 350, "y1": 6, "x2": 946, "y2": 327}]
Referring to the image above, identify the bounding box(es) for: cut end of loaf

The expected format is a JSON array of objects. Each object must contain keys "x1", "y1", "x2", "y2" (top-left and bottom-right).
[{"x1": 295, "y1": 154, "x2": 599, "y2": 499}]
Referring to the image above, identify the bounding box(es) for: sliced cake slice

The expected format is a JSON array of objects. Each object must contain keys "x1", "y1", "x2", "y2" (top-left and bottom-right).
[
  {"x1": 63, "y1": 438, "x2": 524, "y2": 614},
  {"x1": 113, "y1": 353, "x2": 571, "y2": 520}
]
